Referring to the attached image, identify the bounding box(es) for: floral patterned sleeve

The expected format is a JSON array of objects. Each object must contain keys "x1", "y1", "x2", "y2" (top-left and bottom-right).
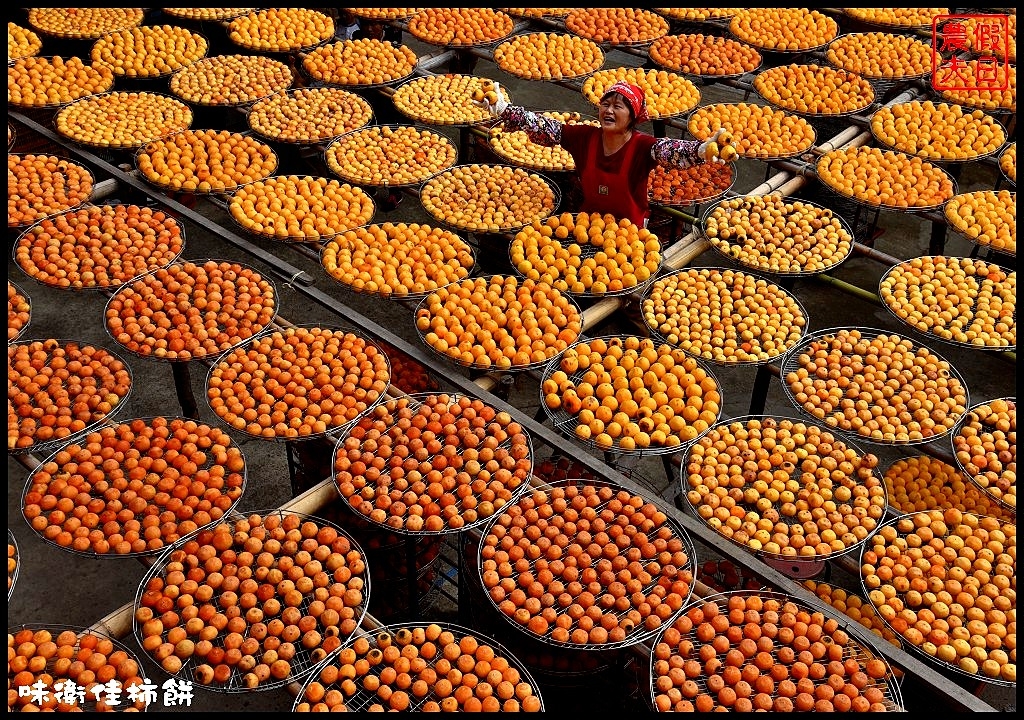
[
  {"x1": 499, "y1": 106, "x2": 562, "y2": 146},
  {"x1": 652, "y1": 137, "x2": 703, "y2": 169}
]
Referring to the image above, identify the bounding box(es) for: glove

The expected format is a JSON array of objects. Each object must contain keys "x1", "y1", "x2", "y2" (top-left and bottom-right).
[
  {"x1": 471, "y1": 80, "x2": 509, "y2": 117},
  {"x1": 698, "y1": 128, "x2": 729, "y2": 165}
]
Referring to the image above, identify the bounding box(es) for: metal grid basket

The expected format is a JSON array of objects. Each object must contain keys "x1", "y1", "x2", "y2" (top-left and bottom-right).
[
  {"x1": 998, "y1": 143, "x2": 1016, "y2": 188},
  {"x1": 204, "y1": 323, "x2": 391, "y2": 444},
  {"x1": 943, "y1": 190, "x2": 1016, "y2": 258},
  {"x1": 391, "y1": 74, "x2": 513, "y2": 129},
  {"x1": 492, "y1": 32, "x2": 606, "y2": 83},
  {"x1": 647, "y1": 36, "x2": 763, "y2": 83},
  {"x1": 778, "y1": 326, "x2": 973, "y2": 447},
  {"x1": 685, "y1": 105, "x2": 817, "y2": 162},
  {"x1": 868, "y1": 104, "x2": 1010, "y2": 166},
  {"x1": 814, "y1": 150, "x2": 959, "y2": 215},
  {"x1": 332, "y1": 391, "x2": 536, "y2": 537},
  {"x1": 477, "y1": 477, "x2": 698, "y2": 651},
  {"x1": 169, "y1": 55, "x2": 295, "y2": 110},
  {"x1": 679, "y1": 414, "x2": 888, "y2": 566},
  {"x1": 648, "y1": 160, "x2": 737, "y2": 210},
  {"x1": 405, "y1": 8, "x2": 516, "y2": 49},
  {"x1": 6, "y1": 56, "x2": 116, "y2": 111},
  {"x1": 88, "y1": 28, "x2": 211, "y2": 82},
  {"x1": 20, "y1": 415, "x2": 248, "y2": 559},
  {"x1": 133, "y1": 508, "x2": 371, "y2": 693},
  {"x1": 295, "y1": 41, "x2": 418, "y2": 90},
  {"x1": 53, "y1": 90, "x2": 194, "y2": 150},
  {"x1": 7, "y1": 153, "x2": 96, "y2": 230},
  {"x1": 323, "y1": 123, "x2": 459, "y2": 189},
  {"x1": 950, "y1": 397, "x2": 1017, "y2": 514},
  {"x1": 641, "y1": 267, "x2": 810, "y2": 367}
]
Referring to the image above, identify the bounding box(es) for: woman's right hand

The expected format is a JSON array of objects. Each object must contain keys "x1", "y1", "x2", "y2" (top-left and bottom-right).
[
  {"x1": 699, "y1": 128, "x2": 732, "y2": 165},
  {"x1": 470, "y1": 80, "x2": 509, "y2": 117}
]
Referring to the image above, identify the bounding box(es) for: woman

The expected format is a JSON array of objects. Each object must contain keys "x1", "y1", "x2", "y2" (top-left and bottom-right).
[{"x1": 474, "y1": 80, "x2": 731, "y2": 228}]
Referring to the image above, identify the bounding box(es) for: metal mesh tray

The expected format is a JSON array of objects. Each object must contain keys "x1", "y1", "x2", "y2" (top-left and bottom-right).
[
  {"x1": 169, "y1": 55, "x2": 295, "y2": 109},
  {"x1": 685, "y1": 105, "x2": 817, "y2": 162},
  {"x1": 6, "y1": 55, "x2": 116, "y2": 110},
  {"x1": 391, "y1": 74, "x2": 513, "y2": 128},
  {"x1": 7, "y1": 153, "x2": 96, "y2": 230},
  {"x1": 493, "y1": 32, "x2": 605, "y2": 83},
  {"x1": 869, "y1": 105, "x2": 1010, "y2": 165},
  {"x1": 133, "y1": 508, "x2": 370, "y2": 693},
  {"x1": 53, "y1": 90, "x2": 194, "y2": 150},
  {"x1": 332, "y1": 391, "x2": 535, "y2": 536},
  {"x1": 324, "y1": 123, "x2": 459, "y2": 189},
  {"x1": 648, "y1": 160, "x2": 737, "y2": 209},
  {"x1": 943, "y1": 190, "x2": 1016, "y2": 258},
  {"x1": 815, "y1": 149, "x2": 959, "y2": 214},
  {"x1": 779, "y1": 326, "x2": 972, "y2": 447},
  {"x1": 477, "y1": 477, "x2": 697, "y2": 651},
  {"x1": 295, "y1": 41, "x2": 417, "y2": 90},
  {"x1": 405, "y1": 9, "x2": 516, "y2": 49},
  {"x1": 950, "y1": 397, "x2": 1017, "y2": 514}
]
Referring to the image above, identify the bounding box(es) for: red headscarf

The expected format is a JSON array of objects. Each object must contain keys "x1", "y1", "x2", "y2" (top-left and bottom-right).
[{"x1": 601, "y1": 81, "x2": 650, "y2": 124}]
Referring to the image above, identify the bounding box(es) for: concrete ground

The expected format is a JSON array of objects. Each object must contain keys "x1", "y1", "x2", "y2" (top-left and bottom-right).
[{"x1": 8, "y1": 14, "x2": 1016, "y2": 713}]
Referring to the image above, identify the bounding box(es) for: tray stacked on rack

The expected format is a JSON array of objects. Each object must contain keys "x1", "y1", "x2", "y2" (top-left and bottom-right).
[
  {"x1": 816, "y1": 146, "x2": 957, "y2": 213},
  {"x1": 944, "y1": 190, "x2": 1015, "y2": 257},
  {"x1": 493, "y1": 32, "x2": 605, "y2": 82},
  {"x1": 870, "y1": 100, "x2": 1008, "y2": 164},
  {"x1": 333, "y1": 392, "x2": 534, "y2": 535},
  {"x1": 825, "y1": 32, "x2": 934, "y2": 95},
  {"x1": 226, "y1": 9, "x2": 336, "y2": 54},
  {"x1": 247, "y1": 87, "x2": 373, "y2": 145},
  {"x1": 687, "y1": 104, "x2": 816, "y2": 161},
  {"x1": 883, "y1": 454, "x2": 1015, "y2": 521},
  {"x1": 648, "y1": 33, "x2": 762, "y2": 81},
  {"x1": 564, "y1": 8, "x2": 670, "y2": 48},
  {"x1": 753, "y1": 63, "x2": 875, "y2": 119},
  {"x1": 7, "y1": 154, "x2": 95, "y2": 230},
  {"x1": 842, "y1": 8, "x2": 946, "y2": 30},
  {"x1": 8, "y1": 20, "x2": 42, "y2": 61},
  {"x1": 89, "y1": 24, "x2": 209, "y2": 80},
  {"x1": 728, "y1": 8, "x2": 838, "y2": 55},
  {"x1": 405, "y1": 8, "x2": 514, "y2": 48},
  {"x1": 392, "y1": 74, "x2": 512, "y2": 128},
  {"x1": 488, "y1": 111, "x2": 599, "y2": 173},
  {"x1": 648, "y1": 158, "x2": 735, "y2": 209},
  {"x1": 7, "y1": 529, "x2": 19, "y2": 601},
  {"x1": 951, "y1": 397, "x2": 1016, "y2": 514},
  {"x1": 999, "y1": 143, "x2": 1016, "y2": 187},
  {"x1": 134, "y1": 129, "x2": 279, "y2": 195},
  {"x1": 299, "y1": 38, "x2": 418, "y2": 89},
  {"x1": 325, "y1": 124, "x2": 457, "y2": 189},
  {"x1": 7, "y1": 55, "x2": 114, "y2": 110},
  {"x1": 54, "y1": 91, "x2": 194, "y2": 150},
  {"x1": 27, "y1": 8, "x2": 144, "y2": 40},
  {"x1": 169, "y1": 54, "x2": 295, "y2": 108}
]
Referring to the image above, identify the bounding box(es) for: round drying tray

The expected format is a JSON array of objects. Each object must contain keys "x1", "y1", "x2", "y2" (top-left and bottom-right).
[
  {"x1": 998, "y1": 143, "x2": 1016, "y2": 188},
  {"x1": 333, "y1": 391, "x2": 535, "y2": 536},
  {"x1": 27, "y1": 8, "x2": 145, "y2": 40},
  {"x1": 7, "y1": 529, "x2": 19, "y2": 601},
  {"x1": 685, "y1": 104, "x2": 817, "y2": 162},
  {"x1": 205, "y1": 324, "x2": 391, "y2": 444},
  {"x1": 815, "y1": 150, "x2": 958, "y2": 215},
  {"x1": 478, "y1": 477, "x2": 697, "y2": 651},
  {"x1": 7, "y1": 153, "x2": 96, "y2": 231},
  {"x1": 7, "y1": 279, "x2": 32, "y2": 342},
  {"x1": 391, "y1": 74, "x2": 514, "y2": 128},
  {"x1": 492, "y1": 31, "x2": 606, "y2": 83},
  {"x1": 225, "y1": 9, "x2": 336, "y2": 56},
  {"x1": 486, "y1": 110, "x2": 599, "y2": 173},
  {"x1": 680, "y1": 414, "x2": 888, "y2": 566},
  {"x1": 950, "y1": 396, "x2": 1016, "y2": 514},
  {"x1": 296, "y1": 39, "x2": 417, "y2": 90},
  {"x1": 877, "y1": 255, "x2": 1016, "y2": 352},
  {"x1": 641, "y1": 266, "x2": 810, "y2": 366},
  {"x1": 21, "y1": 415, "x2": 248, "y2": 558},
  {"x1": 699, "y1": 194, "x2": 856, "y2": 278},
  {"x1": 413, "y1": 274, "x2": 583, "y2": 374},
  {"x1": 132, "y1": 508, "x2": 370, "y2": 693},
  {"x1": 6, "y1": 55, "x2": 116, "y2": 110},
  {"x1": 651, "y1": 589, "x2": 905, "y2": 712},
  {"x1": 868, "y1": 104, "x2": 1009, "y2": 165},
  {"x1": 245, "y1": 87, "x2": 374, "y2": 146},
  {"x1": 323, "y1": 123, "x2": 459, "y2": 189},
  {"x1": 13, "y1": 203, "x2": 187, "y2": 291},
  {"x1": 752, "y1": 65, "x2": 876, "y2": 121},
  {"x1": 168, "y1": 54, "x2": 295, "y2": 110},
  {"x1": 779, "y1": 325, "x2": 972, "y2": 447},
  {"x1": 292, "y1": 621, "x2": 546, "y2": 711},
  {"x1": 8, "y1": 338, "x2": 134, "y2": 457},
  {"x1": 647, "y1": 34, "x2": 763, "y2": 82},
  {"x1": 943, "y1": 190, "x2": 1016, "y2": 258},
  {"x1": 161, "y1": 8, "x2": 256, "y2": 22},
  {"x1": 538, "y1": 334, "x2": 723, "y2": 456},
  {"x1": 405, "y1": 8, "x2": 516, "y2": 50},
  {"x1": 102, "y1": 257, "x2": 279, "y2": 363},
  {"x1": 53, "y1": 90, "x2": 195, "y2": 150},
  {"x1": 88, "y1": 26, "x2": 211, "y2": 82},
  {"x1": 859, "y1": 509, "x2": 1016, "y2": 687},
  {"x1": 648, "y1": 157, "x2": 736, "y2": 209},
  {"x1": 7, "y1": 623, "x2": 151, "y2": 711}
]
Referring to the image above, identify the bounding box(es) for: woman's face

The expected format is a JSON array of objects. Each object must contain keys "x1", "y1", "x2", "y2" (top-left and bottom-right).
[{"x1": 599, "y1": 93, "x2": 633, "y2": 133}]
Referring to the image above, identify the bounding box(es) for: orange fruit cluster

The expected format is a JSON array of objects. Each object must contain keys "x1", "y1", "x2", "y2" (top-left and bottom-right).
[
  {"x1": 7, "y1": 21, "x2": 42, "y2": 60},
  {"x1": 565, "y1": 7, "x2": 669, "y2": 45},
  {"x1": 55, "y1": 91, "x2": 193, "y2": 149},
  {"x1": 493, "y1": 32, "x2": 604, "y2": 81},
  {"x1": 511, "y1": 211, "x2": 661, "y2": 296},
  {"x1": 407, "y1": 8, "x2": 514, "y2": 46},
  {"x1": 826, "y1": 32, "x2": 933, "y2": 79},
  {"x1": 8, "y1": 628, "x2": 147, "y2": 711},
  {"x1": 546, "y1": 336, "x2": 721, "y2": 450},
  {"x1": 501, "y1": 8, "x2": 571, "y2": 19},
  {"x1": 730, "y1": 9, "x2": 838, "y2": 51},
  {"x1": 653, "y1": 594, "x2": 898, "y2": 712},
  {"x1": 648, "y1": 162, "x2": 733, "y2": 206},
  {"x1": 879, "y1": 255, "x2": 1016, "y2": 348},
  {"x1": 845, "y1": 8, "x2": 948, "y2": 28},
  {"x1": 208, "y1": 326, "x2": 389, "y2": 439},
  {"x1": 803, "y1": 580, "x2": 903, "y2": 650},
  {"x1": 349, "y1": 8, "x2": 423, "y2": 21},
  {"x1": 227, "y1": 8, "x2": 335, "y2": 52},
  {"x1": 8, "y1": 154, "x2": 94, "y2": 228},
  {"x1": 249, "y1": 87, "x2": 372, "y2": 144},
  {"x1": 23, "y1": 417, "x2": 245, "y2": 555},
  {"x1": 322, "y1": 222, "x2": 474, "y2": 297},
  {"x1": 90, "y1": 25, "x2": 208, "y2": 78},
  {"x1": 134, "y1": 511, "x2": 367, "y2": 687},
  {"x1": 945, "y1": 190, "x2": 1016, "y2": 254},
  {"x1": 861, "y1": 509, "x2": 1016, "y2": 682},
  {"x1": 648, "y1": 34, "x2": 761, "y2": 77},
  {"x1": 685, "y1": 417, "x2": 885, "y2": 557},
  {"x1": 784, "y1": 328, "x2": 969, "y2": 442},
  {"x1": 817, "y1": 146, "x2": 955, "y2": 209},
  {"x1": 15, "y1": 204, "x2": 184, "y2": 289},
  {"x1": 7, "y1": 282, "x2": 30, "y2": 342},
  {"x1": 8, "y1": 339, "x2": 132, "y2": 451},
  {"x1": 301, "y1": 38, "x2": 418, "y2": 86},
  {"x1": 7, "y1": 538, "x2": 16, "y2": 594},
  {"x1": 939, "y1": 60, "x2": 1016, "y2": 112},
  {"x1": 416, "y1": 275, "x2": 581, "y2": 370},
  {"x1": 754, "y1": 63, "x2": 874, "y2": 115},
  {"x1": 326, "y1": 125, "x2": 456, "y2": 187},
  {"x1": 27, "y1": 8, "x2": 143, "y2": 39},
  {"x1": 135, "y1": 128, "x2": 278, "y2": 194},
  {"x1": 335, "y1": 393, "x2": 532, "y2": 532},
  {"x1": 688, "y1": 103, "x2": 815, "y2": 158},
  {"x1": 105, "y1": 259, "x2": 277, "y2": 361},
  {"x1": 481, "y1": 483, "x2": 693, "y2": 643},
  {"x1": 884, "y1": 455, "x2": 1013, "y2": 519},
  {"x1": 703, "y1": 194, "x2": 853, "y2": 274},
  {"x1": 229, "y1": 175, "x2": 374, "y2": 242},
  {"x1": 652, "y1": 8, "x2": 743, "y2": 21},
  {"x1": 295, "y1": 624, "x2": 542, "y2": 712},
  {"x1": 7, "y1": 55, "x2": 114, "y2": 107},
  {"x1": 1001, "y1": 143, "x2": 1016, "y2": 182},
  {"x1": 582, "y1": 67, "x2": 700, "y2": 120},
  {"x1": 952, "y1": 398, "x2": 1016, "y2": 510},
  {"x1": 392, "y1": 74, "x2": 509, "y2": 126},
  {"x1": 420, "y1": 164, "x2": 556, "y2": 233},
  {"x1": 489, "y1": 111, "x2": 598, "y2": 172},
  {"x1": 170, "y1": 54, "x2": 293, "y2": 106},
  {"x1": 643, "y1": 267, "x2": 807, "y2": 364},
  {"x1": 872, "y1": 101, "x2": 1008, "y2": 161},
  {"x1": 162, "y1": 8, "x2": 255, "y2": 21}
]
